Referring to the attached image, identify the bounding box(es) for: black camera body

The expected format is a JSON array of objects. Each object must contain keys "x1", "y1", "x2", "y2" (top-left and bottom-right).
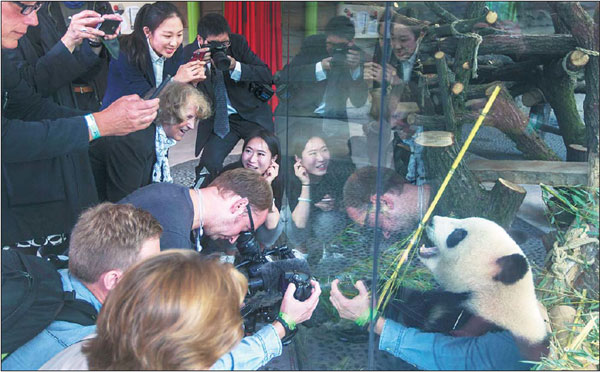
[
  {"x1": 280, "y1": 271, "x2": 312, "y2": 301},
  {"x1": 330, "y1": 43, "x2": 360, "y2": 69},
  {"x1": 249, "y1": 82, "x2": 274, "y2": 102},
  {"x1": 203, "y1": 41, "x2": 231, "y2": 71}
]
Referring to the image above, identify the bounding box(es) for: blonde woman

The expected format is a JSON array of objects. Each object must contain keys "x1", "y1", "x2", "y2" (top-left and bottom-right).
[{"x1": 42, "y1": 250, "x2": 320, "y2": 370}]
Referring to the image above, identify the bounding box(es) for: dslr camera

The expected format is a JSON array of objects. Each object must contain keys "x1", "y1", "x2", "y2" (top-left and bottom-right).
[
  {"x1": 330, "y1": 43, "x2": 361, "y2": 69},
  {"x1": 249, "y1": 82, "x2": 274, "y2": 102},
  {"x1": 203, "y1": 41, "x2": 231, "y2": 71}
]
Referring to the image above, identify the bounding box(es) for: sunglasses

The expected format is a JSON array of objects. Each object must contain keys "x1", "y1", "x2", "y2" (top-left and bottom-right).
[{"x1": 13, "y1": 1, "x2": 42, "y2": 15}]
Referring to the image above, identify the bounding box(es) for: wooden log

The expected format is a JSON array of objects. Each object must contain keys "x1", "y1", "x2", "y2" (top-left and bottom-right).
[
  {"x1": 567, "y1": 144, "x2": 588, "y2": 162},
  {"x1": 451, "y1": 82, "x2": 464, "y2": 95},
  {"x1": 431, "y1": 11, "x2": 497, "y2": 38},
  {"x1": 486, "y1": 178, "x2": 527, "y2": 229},
  {"x1": 424, "y1": 2, "x2": 458, "y2": 24},
  {"x1": 466, "y1": 159, "x2": 588, "y2": 186},
  {"x1": 417, "y1": 73, "x2": 436, "y2": 115},
  {"x1": 434, "y1": 51, "x2": 457, "y2": 133},
  {"x1": 420, "y1": 132, "x2": 487, "y2": 219},
  {"x1": 538, "y1": 58, "x2": 587, "y2": 160},
  {"x1": 549, "y1": 2, "x2": 599, "y2": 191},
  {"x1": 419, "y1": 132, "x2": 522, "y2": 227},
  {"x1": 522, "y1": 89, "x2": 546, "y2": 107},
  {"x1": 567, "y1": 50, "x2": 590, "y2": 69},
  {"x1": 475, "y1": 58, "x2": 542, "y2": 83},
  {"x1": 484, "y1": 85, "x2": 561, "y2": 161},
  {"x1": 465, "y1": 81, "x2": 531, "y2": 100},
  {"x1": 421, "y1": 34, "x2": 577, "y2": 57}
]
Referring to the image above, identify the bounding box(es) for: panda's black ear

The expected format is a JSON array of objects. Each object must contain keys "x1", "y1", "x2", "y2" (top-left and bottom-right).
[
  {"x1": 446, "y1": 228, "x2": 467, "y2": 248},
  {"x1": 493, "y1": 254, "x2": 529, "y2": 284}
]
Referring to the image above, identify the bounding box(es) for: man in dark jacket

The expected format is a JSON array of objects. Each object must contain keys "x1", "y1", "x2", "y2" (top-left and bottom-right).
[
  {"x1": 1, "y1": 1, "x2": 159, "y2": 253},
  {"x1": 183, "y1": 13, "x2": 274, "y2": 186},
  {"x1": 3, "y1": 2, "x2": 119, "y2": 111},
  {"x1": 274, "y1": 15, "x2": 369, "y2": 151}
]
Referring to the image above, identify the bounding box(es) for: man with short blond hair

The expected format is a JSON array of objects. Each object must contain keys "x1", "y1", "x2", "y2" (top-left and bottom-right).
[{"x1": 2, "y1": 203, "x2": 162, "y2": 370}]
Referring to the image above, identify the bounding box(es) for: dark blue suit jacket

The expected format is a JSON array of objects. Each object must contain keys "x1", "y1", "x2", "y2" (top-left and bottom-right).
[{"x1": 101, "y1": 44, "x2": 183, "y2": 109}]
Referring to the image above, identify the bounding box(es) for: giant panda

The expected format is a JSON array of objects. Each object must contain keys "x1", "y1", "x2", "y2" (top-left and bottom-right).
[{"x1": 387, "y1": 216, "x2": 548, "y2": 345}]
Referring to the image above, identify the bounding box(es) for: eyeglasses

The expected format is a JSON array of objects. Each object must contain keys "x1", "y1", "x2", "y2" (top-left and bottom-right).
[
  {"x1": 245, "y1": 204, "x2": 255, "y2": 232},
  {"x1": 13, "y1": 1, "x2": 42, "y2": 15}
]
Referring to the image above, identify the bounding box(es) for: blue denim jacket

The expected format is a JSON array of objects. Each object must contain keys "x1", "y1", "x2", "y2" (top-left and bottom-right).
[
  {"x1": 212, "y1": 324, "x2": 282, "y2": 370},
  {"x1": 40, "y1": 324, "x2": 282, "y2": 370},
  {"x1": 2, "y1": 269, "x2": 102, "y2": 370},
  {"x1": 379, "y1": 319, "x2": 531, "y2": 370}
]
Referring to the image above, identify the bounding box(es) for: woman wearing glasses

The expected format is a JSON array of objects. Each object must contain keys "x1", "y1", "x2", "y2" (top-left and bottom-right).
[
  {"x1": 101, "y1": 2, "x2": 205, "y2": 108},
  {"x1": 90, "y1": 81, "x2": 211, "y2": 202}
]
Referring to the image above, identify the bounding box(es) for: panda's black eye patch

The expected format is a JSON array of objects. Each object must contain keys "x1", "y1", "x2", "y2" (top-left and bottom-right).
[{"x1": 446, "y1": 228, "x2": 467, "y2": 248}]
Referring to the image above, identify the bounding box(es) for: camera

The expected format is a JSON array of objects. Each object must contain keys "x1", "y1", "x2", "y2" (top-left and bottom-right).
[
  {"x1": 280, "y1": 271, "x2": 312, "y2": 301},
  {"x1": 330, "y1": 43, "x2": 360, "y2": 69},
  {"x1": 249, "y1": 82, "x2": 274, "y2": 102},
  {"x1": 203, "y1": 41, "x2": 231, "y2": 71},
  {"x1": 236, "y1": 231, "x2": 261, "y2": 261}
]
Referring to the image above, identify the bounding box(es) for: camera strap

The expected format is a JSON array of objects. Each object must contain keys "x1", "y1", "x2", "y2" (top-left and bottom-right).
[{"x1": 195, "y1": 189, "x2": 205, "y2": 252}]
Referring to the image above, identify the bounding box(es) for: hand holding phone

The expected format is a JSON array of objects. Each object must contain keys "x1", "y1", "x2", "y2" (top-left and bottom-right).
[{"x1": 190, "y1": 49, "x2": 207, "y2": 62}]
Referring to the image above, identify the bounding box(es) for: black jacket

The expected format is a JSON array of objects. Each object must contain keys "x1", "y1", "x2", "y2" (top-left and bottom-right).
[
  {"x1": 3, "y1": 2, "x2": 110, "y2": 111},
  {"x1": 1, "y1": 54, "x2": 97, "y2": 246},
  {"x1": 274, "y1": 33, "x2": 368, "y2": 120},
  {"x1": 183, "y1": 34, "x2": 274, "y2": 156},
  {"x1": 89, "y1": 123, "x2": 156, "y2": 202},
  {"x1": 101, "y1": 44, "x2": 184, "y2": 109}
]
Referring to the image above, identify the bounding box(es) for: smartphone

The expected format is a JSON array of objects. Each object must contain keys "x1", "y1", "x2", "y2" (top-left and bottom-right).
[
  {"x1": 96, "y1": 19, "x2": 120, "y2": 35},
  {"x1": 190, "y1": 49, "x2": 206, "y2": 62}
]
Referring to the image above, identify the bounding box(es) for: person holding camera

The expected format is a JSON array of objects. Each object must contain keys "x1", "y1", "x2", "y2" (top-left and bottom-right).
[
  {"x1": 101, "y1": 2, "x2": 206, "y2": 109},
  {"x1": 3, "y1": 1, "x2": 120, "y2": 112},
  {"x1": 41, "y1": 250, "x2": 321, "y2": 370},
  {"x1": 1, "y1": 1, "x2": 160, "y2": 254},
  {"x1": 274, "y1": 15, "x2": 368, "y2": 155},
  {"x1": 182, "y1": 13, "x2": 275, "y2": 187}
]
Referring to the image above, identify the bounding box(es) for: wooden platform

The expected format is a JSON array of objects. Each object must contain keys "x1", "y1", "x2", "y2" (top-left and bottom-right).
[{"x1": 467, "y1": 159, "x2": 588, "y2": 186}]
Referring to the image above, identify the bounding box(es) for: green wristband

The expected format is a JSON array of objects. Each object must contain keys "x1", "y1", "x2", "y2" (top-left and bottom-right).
[
  {"x1": 355, "y1": 308, "x2": 378, "y2": 327},
  {"x1": 278, "y1": 311, "x2": 296, "y2": 331}
]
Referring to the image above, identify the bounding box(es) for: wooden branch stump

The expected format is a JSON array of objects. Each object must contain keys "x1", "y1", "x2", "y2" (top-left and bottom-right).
[
  {"x1": 567, "y1": 50, "x2": 590, "y2": 70},
  {"x1": 418, "y1": 131, "x2": 523, "y2": 227},
  {"x1": 451, "y1": 82, "x2": 464, "y2": 95},
  {"x1": 484, "y1": 85, "x2": 561, "y2": 161},
  {"x1": 434, "y1": 51, "x2": 457, "y2": 133},
  {"x1": 486, "y1": 178, "x2": 527, "y2": 229},
  {"x1": 567, "y1": 144, "x2": 588, "y2": 162}
]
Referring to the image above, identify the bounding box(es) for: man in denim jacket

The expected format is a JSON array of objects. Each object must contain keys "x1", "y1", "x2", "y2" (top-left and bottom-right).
[{"x1": 2, "y1": 204, "x2": 162, "y2": 370}]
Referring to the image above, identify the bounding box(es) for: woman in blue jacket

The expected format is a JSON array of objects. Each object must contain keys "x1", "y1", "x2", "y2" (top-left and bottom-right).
[{"x1": 102, "y1": 2, "x2": 205, "y2": 108}]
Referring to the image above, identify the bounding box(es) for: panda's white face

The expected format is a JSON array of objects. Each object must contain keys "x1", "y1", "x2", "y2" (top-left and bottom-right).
[
  {"x1": 421, "y1": 216, "x2": 525, "y2": 293},
  {"x1": 420, "y1": 215, "x2": 548, "y2": 343}
]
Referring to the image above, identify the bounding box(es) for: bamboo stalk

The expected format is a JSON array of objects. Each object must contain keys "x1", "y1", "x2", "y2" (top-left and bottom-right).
[{"x1": 378, "y1": 85, "x2": 502, "y2": 310}]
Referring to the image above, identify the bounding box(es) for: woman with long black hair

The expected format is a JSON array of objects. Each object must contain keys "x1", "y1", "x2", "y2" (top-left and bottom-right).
[{"x1": 101, "y1": 2, "x2": 205, "y2": 108}]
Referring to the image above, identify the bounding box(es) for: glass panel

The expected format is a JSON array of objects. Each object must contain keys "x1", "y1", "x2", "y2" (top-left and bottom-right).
[{"x1": 256, "y1": 1, "x2": 598, "y2": 370}]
